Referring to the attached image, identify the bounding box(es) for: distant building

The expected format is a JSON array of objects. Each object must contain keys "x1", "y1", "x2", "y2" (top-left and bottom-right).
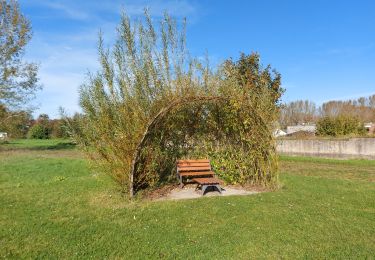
[
  {"x1": 273, "y1": 129, "x2": 287, "y2": 137},
  {"x1": 286, "y1": 124, "x2": 316, "y2": 135},
  {"x1": 0, "y1": 132, "x2": 8, "y2": 140},
  {"x1": 364, "y1": 122, "x2": 375, "y2": 135}
]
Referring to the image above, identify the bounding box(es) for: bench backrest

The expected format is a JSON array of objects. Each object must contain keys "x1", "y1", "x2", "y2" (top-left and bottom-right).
[{"x1": 177, "y1": 159, "x2": 211, "y2": 173}]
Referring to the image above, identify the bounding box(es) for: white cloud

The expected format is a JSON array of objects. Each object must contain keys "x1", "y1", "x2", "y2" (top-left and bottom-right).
[
  {"x1": 34, "y1": 71, "x2": 83, "y2": 118},
  {"x1": 22, "y1": 0, "x2": 197, "y2": 19},
  {"x1": 19, "y1": 0, "x2": 199, "y2": 118},
  {"x1": 25, "y1": 32, "x2": 100, "y2": 118},
  {"x1": 43, "y1": 2, "x2": 91, "y2": 20}
]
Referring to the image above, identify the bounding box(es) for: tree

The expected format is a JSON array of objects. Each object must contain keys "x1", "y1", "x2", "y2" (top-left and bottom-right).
[
  {"x1": 0, "y1": 104, "x2": 32, "y2": 138},
  {"x1": 27, "y1": 114, "x2": 52, "y2": 139},
  {"x1": 36, "y1": 113, "x2": 49, "y2": 125},
  {"x1": 320, "y1": 94, "x2": 375, "y2": 122},
  {"x1": 0, "y1": 0, "x2": 40, "y2": 109},
  {"x1": 50, "y1": 119, "x2": 69, "y2": 138},
  {"x1": 280, "y1": 100, "x2": 317, "y2": 128},
  {"x1": 279, "y1": 94, "x2": 375, "y2": 129}
]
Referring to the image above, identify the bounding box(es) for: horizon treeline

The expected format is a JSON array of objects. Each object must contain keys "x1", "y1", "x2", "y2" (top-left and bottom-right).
[
  {"x1": 1, "y1": 94, "x2": 374, "y2": 139},
  {"x1": 0, "y1": 104, "x2": 73, "y2": 139},
  {"x1": 280, "y1": 94, "x2": 375, "y2": 128}
]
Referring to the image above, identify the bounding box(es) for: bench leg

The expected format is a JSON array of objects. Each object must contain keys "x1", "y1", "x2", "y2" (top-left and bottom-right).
[
  {"x1": 179, "y1": 175, "x2": 183, "y2": 188},
  {"x1": 215, "y1": 185, "x2": 222, "y2": 194},
  {"x1": 201, "y1": 185, "x2": 208, "y2": 195},
  {"x1": 200, "y1": 184, "x2": 222, "y2": 195}
]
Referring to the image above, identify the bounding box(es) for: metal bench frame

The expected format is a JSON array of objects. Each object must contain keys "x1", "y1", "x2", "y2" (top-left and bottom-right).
[{"x1": 195, "y1": 182, "x2": 222, "y2": 195}]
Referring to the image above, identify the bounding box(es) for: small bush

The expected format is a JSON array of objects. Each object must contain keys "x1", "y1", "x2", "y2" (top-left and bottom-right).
[
  {"x1": 317, "y1": 116, "x2": 365, "y2": 137},
  {"x1": 27, "y1": 124, "x2": 51, "y2": 139}
]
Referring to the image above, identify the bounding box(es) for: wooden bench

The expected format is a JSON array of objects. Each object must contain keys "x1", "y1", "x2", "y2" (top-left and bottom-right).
[{"x1": 176, "y1": 159, "x2": 223, "y2": 195}]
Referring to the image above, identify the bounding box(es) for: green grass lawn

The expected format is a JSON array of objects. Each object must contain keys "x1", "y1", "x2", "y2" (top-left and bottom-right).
[{"x1": 1, "y1": 140, "x2": 374, "y2": 259}]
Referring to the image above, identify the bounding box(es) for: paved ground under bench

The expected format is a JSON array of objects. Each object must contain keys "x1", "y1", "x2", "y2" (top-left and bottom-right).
[{"x1": 156, "y1": 186, "x2": 259, "y2": 201}]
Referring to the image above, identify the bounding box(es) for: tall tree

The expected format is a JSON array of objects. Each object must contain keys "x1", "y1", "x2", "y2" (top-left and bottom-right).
[
  {"x1": 320, "y1": 94, "x2": 375, "y2": 122},
  {"x1": 0, "y1": 104, "x2": 32, "y2": 138},
  {"x1": 280, "y1": 100, "x2": 317, "y2": 128},
  {"x1": 0, "y1": 0, "x2": 40, "y2": 109}
]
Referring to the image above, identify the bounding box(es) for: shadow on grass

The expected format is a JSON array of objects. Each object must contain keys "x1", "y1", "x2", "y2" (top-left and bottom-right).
[
  {"x1": 0, "y1": 140, "x2": 77, "y2": 151},
  {"x1": 30, "y1": 142, "x2": 77, "y2": 151}
]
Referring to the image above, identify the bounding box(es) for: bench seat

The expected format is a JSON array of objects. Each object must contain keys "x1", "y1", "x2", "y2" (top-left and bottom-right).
[
  {"x1": 192, "y1": 177, "x2": 223, "y2": 195},
  {"x1": 192, "y1": 177, "x2": 222, "y2": 185}
]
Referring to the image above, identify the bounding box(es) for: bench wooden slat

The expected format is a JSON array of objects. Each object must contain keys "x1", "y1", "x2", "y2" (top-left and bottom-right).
[
  {"x1": 177, "y1": 159, "x2": 222, "y2": 195},
  {"x1": 192, "y1": 177, "x2": 222, "y2": 185},
  {"x1": 177, "y1": 162, "x2": 210, "y2": 167},
  {"x1": 179, "y1": 171, "x2": 214, "y2": 177},
  {"x1": 178, "y1": 166, "x2": 211, "y2": 172},
  {"x1": 177, "y1": 159, "x2": 210, "y2": 163}
]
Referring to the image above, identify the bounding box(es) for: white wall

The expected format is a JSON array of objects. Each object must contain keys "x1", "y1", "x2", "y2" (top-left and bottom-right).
[{"x1": 277, "y1": 138, "x2": 375, "y2": 159}]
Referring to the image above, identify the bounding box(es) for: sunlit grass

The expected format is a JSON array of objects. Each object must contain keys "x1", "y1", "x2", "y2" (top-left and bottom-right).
[{"x1": 0, "y1": 140, "x2": 374, "y2": 258}]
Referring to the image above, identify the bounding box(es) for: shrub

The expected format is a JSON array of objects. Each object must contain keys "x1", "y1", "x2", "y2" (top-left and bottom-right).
[
  {"x1": 317, "y1": 116, "x2": 365, "y2": 137},
  {"x1": 68, "y1": 10, "x2": 283, "y2": 197},
  {"x1": 27, "y1": 124, "x2": 50, "y2": 139}
]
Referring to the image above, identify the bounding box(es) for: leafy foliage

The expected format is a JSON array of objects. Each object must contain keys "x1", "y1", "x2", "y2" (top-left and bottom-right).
[
  {"x1": 71, "y1": 10, "x2": 283, "y2": 197},
  {"x1": 27, "y1": 114, "x2": 52, "y2": 139},
  {"x1": 49, "y1": 119, "x2": 69, "y2": 138},
  {"x1": 316, "y1": 116, "x2": 366, "y2": 137},
  {"x1": 0, "y1": 104, "x2": 31, "y2": 138},
  {"x1": 27, "y1": 124, "x2": 49, "y2": 139},
  {"x1": 0, "y1": 0, "x2": 40, "y2": 109}
]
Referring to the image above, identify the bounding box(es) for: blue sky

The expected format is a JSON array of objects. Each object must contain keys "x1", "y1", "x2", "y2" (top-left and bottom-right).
[{"x1": 19, "y1": 0, "x2": 375, "y2": 118}]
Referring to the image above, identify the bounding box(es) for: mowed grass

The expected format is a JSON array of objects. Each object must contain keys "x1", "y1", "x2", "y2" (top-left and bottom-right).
[{"x1": 1, "y1": 140, "x2": 374, "y2": 259}]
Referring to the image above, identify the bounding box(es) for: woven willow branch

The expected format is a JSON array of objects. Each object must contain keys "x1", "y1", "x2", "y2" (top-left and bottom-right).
[
  {"x1": 129, "y1": 96, "x2": 225, "y2": 196},
  {"x1": 129, "y1": 95, "x2": 273, "y2": 197}
]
